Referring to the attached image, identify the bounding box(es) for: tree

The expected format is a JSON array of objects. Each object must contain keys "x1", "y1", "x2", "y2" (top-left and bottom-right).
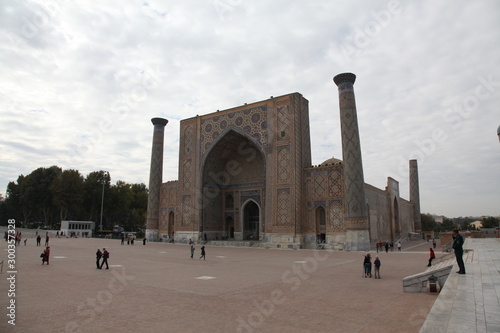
[
  {"x1": 128, "y1": 183, "x2": 148, "y2": 231},
  {"x1": 84, "y1": 171, "x2": 111, "y2": 223},
  {"x1": 21, "y1": 166, "x2": 62, "y2": 227},
  {"x1": 440, "y1": 218, "x2": 457, "y2": 232},
  {"x1": 4, "y1": 180, "x2": 23, "y2": 224},
  {"x1": 421, "y1": 213, "x2": 437, "y2": 231},
  {"x1": 482, "y1": 216, "x2": 499, "y2": 229},
  {"x1": 52, "y1": 169, "x2": 84, "y2": 221},
  {"x1": 2, "y1": 166, "x2": 149, "y2": 231},
  {"x1": 106, "y1": 180, "x2": 133, "y2": 229}
]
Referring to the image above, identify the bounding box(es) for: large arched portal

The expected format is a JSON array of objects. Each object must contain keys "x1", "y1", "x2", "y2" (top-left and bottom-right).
[{"x1": 201, "y1": 130, "x2": 265, "y2": 241}]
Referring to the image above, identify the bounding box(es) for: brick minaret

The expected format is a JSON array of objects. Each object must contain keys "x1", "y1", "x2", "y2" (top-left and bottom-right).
[
  {"x1": 409, "y1": 159, "x2": 421, "y2": 232},
  {"x1": 146, "y1": 117, "x2": 168, "y2": 241},
  {"x1": 333, "y1": 73, "x2": 369, "y2": 251}
]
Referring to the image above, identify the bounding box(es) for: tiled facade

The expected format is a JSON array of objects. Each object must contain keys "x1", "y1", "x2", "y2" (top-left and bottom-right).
[{"x1": 149, "y1": 76, "x2": 420, "y2": 250}]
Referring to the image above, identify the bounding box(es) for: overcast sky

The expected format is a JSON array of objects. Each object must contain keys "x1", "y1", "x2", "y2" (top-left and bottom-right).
[{"x1": 1, "y1": 0, "x2": 499, "y2": 218}]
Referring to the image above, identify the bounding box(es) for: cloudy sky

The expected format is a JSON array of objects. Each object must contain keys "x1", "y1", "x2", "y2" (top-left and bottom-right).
[{"x1": 1, "y1": 0, "x2": 499, "y2": 218}]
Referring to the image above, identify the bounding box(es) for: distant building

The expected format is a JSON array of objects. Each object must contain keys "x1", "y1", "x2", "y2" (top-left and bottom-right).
[
  {"x1": 60, "y1": 221, "x2": 95, "y2": 237},
  {"x1": 432, "y1": 215, "x2": 445, "y2": 224},
  {"x1": 470, "y1": 220, "x2": 483, "y2": 229}
]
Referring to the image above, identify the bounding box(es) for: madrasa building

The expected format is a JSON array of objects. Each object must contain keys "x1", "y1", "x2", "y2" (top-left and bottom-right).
[{"x1": 145, "y1": 73, "x2": 421, "y2": 251}]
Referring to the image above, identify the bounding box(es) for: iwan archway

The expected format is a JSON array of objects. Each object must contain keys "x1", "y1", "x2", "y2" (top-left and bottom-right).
[{"x1": 201, "y1": 130, "x2": 265, "y2": 241}]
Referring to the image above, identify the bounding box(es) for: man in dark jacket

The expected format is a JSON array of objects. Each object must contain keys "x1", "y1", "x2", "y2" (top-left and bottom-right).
[
  {"x1": 452, "y1": 229, "x2": 465, "y2": 274},
  {"x1": 100, "y1": 248, "x2": 110, "y2": 269}
]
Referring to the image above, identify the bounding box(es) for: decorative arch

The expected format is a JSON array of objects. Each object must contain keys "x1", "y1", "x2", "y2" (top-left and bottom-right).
[
  {"x1": 241, "y1": 199, "x2": 261, "y2": 240},
  {"x1": 225, "y1": 215, "x2": 234, "y2": 239},
  {"x1": 316, "y1": 206, "x2": 326, "y2": 242},
  {"x1": 201, "y1": 130, "x2": 265, "y2": 240}
]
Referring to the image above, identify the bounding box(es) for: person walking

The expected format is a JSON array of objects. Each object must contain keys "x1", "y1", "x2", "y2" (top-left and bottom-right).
[
  {"x1": 374, "y1": 256, "x2": 381, "y2": 279},
  {"x1": 96, "y1": 249, "x2": 102, "y2": 269},
  {"x1": 190, "y1": 245, "x2": 195, "y2": 259},
  {"x1": 452, "y1": 229, "x2": 465, "y2": 274},
  {"x1": 143, "y1": 238, "x2": 146, "y2": 245},
  {"x1": 36, "y1": 235, "x2": 41, "y2": 246},
  {"x1": 427, "y1": 247, "x2": 436, "y2": 267},
  {"x1": 42, "y1": 246, "x2": 50, "y2": 265},
  {"x1": 397, "y1": 241, "x2": 402, "y2": 252},
  {"x1": 199, "y1": 246, "x2": 206, "y2": 260},
  {"x1": 45, "y1": 234, "x2": 50, "y2": 247},
  {"x1": 363, "y1": 253, "x2": 372, "y2": 278},
  {"x1": 121, "y1": 235, "x2": 125, "y2": 245},
  {"x1": 384, "y1": 242, "x2": 389, "y2": 253},
  {"x1": 100, "y1": 248, "x2": 110, "y2": 269}
]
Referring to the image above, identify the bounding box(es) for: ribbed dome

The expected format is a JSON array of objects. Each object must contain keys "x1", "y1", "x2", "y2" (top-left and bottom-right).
[{"x1": 320, "y1": 157, "x2": 342, "y2": 166}]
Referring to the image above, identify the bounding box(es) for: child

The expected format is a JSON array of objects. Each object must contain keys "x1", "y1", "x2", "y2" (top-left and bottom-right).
[{"x1": 374, "y1": 256, "x2": 381, "y2": 279}]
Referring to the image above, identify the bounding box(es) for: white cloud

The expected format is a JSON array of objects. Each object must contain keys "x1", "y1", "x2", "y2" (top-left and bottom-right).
[{"x1": 1, "y1": 0, "x2": 499, "y2": 217}]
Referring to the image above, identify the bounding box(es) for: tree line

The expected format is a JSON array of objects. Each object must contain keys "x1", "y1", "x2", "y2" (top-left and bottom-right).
[
  {"x1": 421, "y1": 213, "x2": 499, "y2": 232},
  {"x1": 0, "y1": 166, "x2": 148, "y2": 233}
]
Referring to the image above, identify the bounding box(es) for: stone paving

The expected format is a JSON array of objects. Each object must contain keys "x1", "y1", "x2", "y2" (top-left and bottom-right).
[
  {"x1": 420, "y1": 238, "x2": 500, "y2": 333},
  {"x1": 0, "y1": 228, "x2": 449, "y2": 333}
]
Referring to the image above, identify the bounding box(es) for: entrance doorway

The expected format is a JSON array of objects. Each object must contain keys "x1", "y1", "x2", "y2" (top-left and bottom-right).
[
  {"x1": 225, "y1": 216, "x2": 234, "y2": 239},
  {"x1": 316, "y1": 206, "x2": 326, "y2": 243},
  {"x1": 243, "y1": 200, "x2": 259, "y2": 240},
  {"x1": 168, "y1": 211, "x2": 174, "y2": 238}
]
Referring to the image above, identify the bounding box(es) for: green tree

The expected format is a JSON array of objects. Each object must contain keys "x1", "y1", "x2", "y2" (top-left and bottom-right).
[
  {"x1": 3, "y1": 167, "x2": 150, "y2": 232},
  {"x1": 106, "y1": 180, "x2": 133, "y2": 229},
  {"x1": 421, "y1": 213, "x2": 437, "y2": 231},
  {"x1": 482, "y1": 216, "x2": 499, "y2": 229},
  {"x1": 52, "y1": 169, "x2": 84, "y2": 221},
  {"x1": 84, "y1": 171, "x2": 111, "y2": 224},
  {"x1": 128, "y1": 183, "x2": 148, "y2": 231},
  {"x1": 440, "y1": 218, "x2": 457, "y2": 232},
  {"x1": 3, "y1": 179, "x2": 23, "y2": 224},
  {"x1": 21, "y1": 166, "x2": 62, "y2": 227}
]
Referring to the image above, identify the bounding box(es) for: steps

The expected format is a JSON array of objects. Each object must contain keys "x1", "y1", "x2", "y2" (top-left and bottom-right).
[
  {"x1": 403, "y1": 259, "x2": 454, "y2": 293},
  {"x1": 403, "y1": 249, "x2": 474, "y2": 293}
]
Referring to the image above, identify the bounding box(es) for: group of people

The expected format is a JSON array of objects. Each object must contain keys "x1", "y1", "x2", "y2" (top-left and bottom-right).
[
  {"x1": 95, "y1": 248, "x2": 110, "y2": 269},
  {"x1": 362, "y1": 253, "x2": 381, "y2": 279},
  {"x1": 375, "y1": 241, "x2": 395, "y2": 253},
  {"x1": 121, "y1": 235, "x2": 136, "y2": 245},
  {"x1": 189, "y1": 240, "x2": 206, "y2": 260}
]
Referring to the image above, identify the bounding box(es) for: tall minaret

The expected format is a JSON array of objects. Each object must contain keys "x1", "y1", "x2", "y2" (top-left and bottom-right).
[
  {"x1": 333, "y1": 73, "x2": 370, "y2": 251},
  {"x1": 146, "y1": 117, "x2": 168, "y2": 241},
  {"x1": 409, "y1": 159, "x2": 421, "y2": 232}
]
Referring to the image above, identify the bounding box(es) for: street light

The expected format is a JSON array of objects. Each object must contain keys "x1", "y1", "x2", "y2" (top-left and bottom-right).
[{"x1": 100, "y1": 171, "x2": 109, "y2": 232}]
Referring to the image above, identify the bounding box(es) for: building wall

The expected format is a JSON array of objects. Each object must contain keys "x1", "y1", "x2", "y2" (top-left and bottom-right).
[
  {"x1": 170, "y1": 93, "x2": 311, "y2": 246},
  {"x1": 157, "y1": 94, "x2": 417, "y2": 250},
  {"x1": 365, "y1": 184, "x2": 390, "y2": 242}
]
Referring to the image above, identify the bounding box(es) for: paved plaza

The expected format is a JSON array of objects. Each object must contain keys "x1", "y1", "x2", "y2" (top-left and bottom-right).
[{"x1": 1, "y1": 228, "x2": 496, "y2": 333}]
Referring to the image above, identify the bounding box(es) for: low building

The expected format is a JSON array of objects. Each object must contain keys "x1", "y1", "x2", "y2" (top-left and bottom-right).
[{"x1": 60, "y1": 221, "x2": 95, "y2": 238}]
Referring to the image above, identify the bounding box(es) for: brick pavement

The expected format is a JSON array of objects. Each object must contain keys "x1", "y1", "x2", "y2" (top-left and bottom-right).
[{"x1": 1, "y1": 229, "x2": 438, "y2": 333}]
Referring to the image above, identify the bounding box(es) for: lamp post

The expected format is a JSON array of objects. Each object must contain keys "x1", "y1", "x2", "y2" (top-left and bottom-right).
[{"x1": 99, "y1": 171, "x2": 109, "y2": 232}]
